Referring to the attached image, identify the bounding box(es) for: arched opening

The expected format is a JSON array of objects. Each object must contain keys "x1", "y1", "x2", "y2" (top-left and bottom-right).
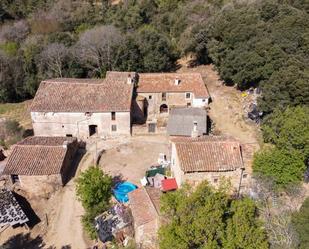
[{"x1": 160, "y1": 104, "x2": 168, "y2": 113}]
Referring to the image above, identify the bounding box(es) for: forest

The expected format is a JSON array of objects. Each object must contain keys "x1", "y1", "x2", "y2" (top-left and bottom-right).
[{"x1": 0, "y1": 0, "x2": 307, "y2": 112}]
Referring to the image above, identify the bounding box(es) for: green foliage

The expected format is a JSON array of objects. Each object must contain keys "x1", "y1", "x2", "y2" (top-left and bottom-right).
[
  {"x1": 223, "y1": 198, "x2": 269, "y2": 249},
  {"x1": 0, "y1": 42, "x2": 19, "y2": 56},
  {"x1": 292, "y1": 198, "x2": 309, "y2": 249},
  {"x1": 137, "y1": 26, "x2": 178, "y2": 72},
  {"x1": 207, "y1": 1, "x2": 309, "y2": 112},
  {"x1": 76, "y1": 166, "x2": 112, "y2": 239},
  {"x1": 253, "y1": 147, "x2": 306, "y2": 190},
  {"x1": 262, "y1": 106, "x2": 309, "y2": 160},
  {"x1": 76, "y1": 166, "x2": 112, "y2": 211},
  {"x1": 159, "y1": 181, "x2": 268, "y2": 249}
]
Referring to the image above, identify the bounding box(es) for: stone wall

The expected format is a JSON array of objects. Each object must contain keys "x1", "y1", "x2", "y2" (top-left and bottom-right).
[
  {"x1": 135, "y1": 219, "x2": 159, "y2": 249},
  {"x1": 18, "y1": 174, "x2": 62, "y2": 197},
  {"x1": 137, "y1": 92, "x2": 192, "y2": 117},
  {"x1": 31, "y1": 111, "x2": 131, "y2": 139}
]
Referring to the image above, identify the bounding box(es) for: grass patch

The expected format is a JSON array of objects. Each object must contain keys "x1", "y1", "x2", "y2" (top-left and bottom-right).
[{"x1": 0, "y1": 100, "x2": 32, "y2": 129}]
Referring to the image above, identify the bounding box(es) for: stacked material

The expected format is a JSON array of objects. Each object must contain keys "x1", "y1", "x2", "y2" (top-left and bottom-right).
[{"x1": 0, "y1": 189, "x2": 29, "y2": 228}]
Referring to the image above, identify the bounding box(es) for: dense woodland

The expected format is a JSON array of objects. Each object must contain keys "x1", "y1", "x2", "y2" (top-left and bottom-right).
[{"x1": 1, "y1": 0, "x2": 309, "y2": 248}]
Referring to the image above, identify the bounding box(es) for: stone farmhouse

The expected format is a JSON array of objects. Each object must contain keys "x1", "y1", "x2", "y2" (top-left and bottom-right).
[
  {"x1": 2, "y1": 136, "x2": 78, "y2": 196},
  {"x1": 170, "y1": 136, "x2": 248, "y2": 191},
  {"x1": 30, "y1": 71, "x2": 209, "y2": 138},
  {"x1": 30, "y1": 76, "x2": 133, "y2": 139}
]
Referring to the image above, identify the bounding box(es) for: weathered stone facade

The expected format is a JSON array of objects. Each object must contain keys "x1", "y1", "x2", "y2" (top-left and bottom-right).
[
  {"x1": 3, "y1": 137, "x2": 79, "y2": 196},
  {"x1": 31, "y1": 111, "x2": 131, "y2": 139},
  {"x1": 170, "y1": 137, "x2": 248, "y2": 191}
]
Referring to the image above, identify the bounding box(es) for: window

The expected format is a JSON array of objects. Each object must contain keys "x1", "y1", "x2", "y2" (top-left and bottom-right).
[
  {"x1": 186, "y1": 92, "x2": 191, "y2": 99},
  {"x1": 111, "y1": 112, "x2": 116, "y2": 121},
  {"x1": 213, "y1": 178, "x2": 218, "y2": 183},
  {"x1": 89, "y1": 125, "x2": 98, "y2": 136},
  {"x1": 11, "y1": 175, "x2": 20, "y2": 184},
  {"x1": 162, "y1": 92, "x2": 167, "y2": 101},
  {"x1": 187, "y1": 103, "x2": 191, "y2": 107},
  {"x1": 111, "y1": 125, "x2": 117, "y2": 132},
  {"x1": 160, "y1": 104, "x2": 168, "y2": 113},
  {"x1": 66, "y1": 134, "x2": 72, "y2": 137},
  {"x1": 149, "y1": 95, "x2": 152, "y2": 100}
]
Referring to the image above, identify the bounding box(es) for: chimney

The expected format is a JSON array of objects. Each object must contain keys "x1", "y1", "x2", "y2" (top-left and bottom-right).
[
  {"x1": 191, "y1": 121, "x2": 199, "y2": 138},
  {"x1": 127, "y1": 74, "x2": 133, "y2": 85},
  {"x1": 175, "y1": 77, "x2": 180, "y2": 85},
  {"x1": 63, "y1": 140, "x2": 69, "y2": 149}
]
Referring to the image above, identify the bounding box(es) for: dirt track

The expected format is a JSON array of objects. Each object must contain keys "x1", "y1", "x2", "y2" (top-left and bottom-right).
[{"x1": 179, "y1": 64, "x2": 261, "y2": 144}]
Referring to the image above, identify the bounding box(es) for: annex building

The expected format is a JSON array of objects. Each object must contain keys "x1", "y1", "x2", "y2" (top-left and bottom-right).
[
  {"x1": 170, "y1": 136, "x2": 248, "y2": 191},
  {"x1": 2, "y1": 136, "x2": 78, "y2": 196}
]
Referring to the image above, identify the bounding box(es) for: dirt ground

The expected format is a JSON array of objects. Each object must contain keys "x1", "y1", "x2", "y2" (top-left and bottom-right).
[
  {"x1": 99, "y1": 135, "x2": 170, "y2": 186},
  {"x1": 178, "y1": 64, "x2": 261, "y2": 145}
]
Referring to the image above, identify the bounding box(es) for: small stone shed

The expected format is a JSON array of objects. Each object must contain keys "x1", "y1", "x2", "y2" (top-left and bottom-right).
[
  {"x1": 128, "y1": 187, "x2": 161, "y2": 249},
  {"x1": 170, "y1": 136, "x2": 248, "y2": 191},
  {"x1": 167, "y1": 107, "x2": 207, "y2": 137},
  {"x1": 2, "y1": 136, "x2": 78, "y2": 196}
]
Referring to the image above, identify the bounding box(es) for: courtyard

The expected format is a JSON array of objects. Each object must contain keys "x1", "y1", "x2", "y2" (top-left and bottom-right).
[{"x1": 98, "y1": 135, "x2": 170, "y2": 186}]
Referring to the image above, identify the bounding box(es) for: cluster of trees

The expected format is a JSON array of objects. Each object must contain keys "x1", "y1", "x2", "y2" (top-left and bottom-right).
[
  {"x1": 205, "y1": 1, "x2": 309, "y2": 111},
  {"x1": 1, "y1": 0, "x2": 307, "y2": 114},
  {"x1": 76, "y1": 166, "x2": 112, "y2": 239},
  {"x1": 253, "y1": 106, "x2": 309, "y2": 190},
  {"x1": 159, "y1": 181, "x2": 268, "y2": 249}
]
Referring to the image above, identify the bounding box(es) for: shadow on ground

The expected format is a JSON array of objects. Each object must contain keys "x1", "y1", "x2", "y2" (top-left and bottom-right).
[{"x1": 0, "y1": 233, "x2": 72, "y2": 249}]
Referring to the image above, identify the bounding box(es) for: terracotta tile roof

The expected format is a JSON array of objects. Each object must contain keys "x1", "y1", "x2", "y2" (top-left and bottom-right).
[
  {"x1": 3, "y1": 136, "x2": 77, "y2": 176},
  {"x1": 173, "y1": 136, "x2": 243, "y2": 172},
  {"x1": 137, "y1": 73, "x2": 209, "y2": 98},
  {"x1": 105, "y1": 71, "x2": 136, "y2": 81},
  {"x1": 30, "y1": 77, "x2": 133, "y2": 113},
  {"x1": 128, "y1": 187, "x2": 161, "y2": 226}
]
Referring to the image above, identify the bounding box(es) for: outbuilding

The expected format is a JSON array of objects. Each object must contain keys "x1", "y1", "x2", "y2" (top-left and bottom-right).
[
  {"x1": 2, "y1": 136, "x2": 78, "y2": 196},
  {"x1": 167, "y1": 107, "x2": 207, "y2": 137},
  {"x1": 170, "y1": 136, "x2": 248, "y2": 191}
]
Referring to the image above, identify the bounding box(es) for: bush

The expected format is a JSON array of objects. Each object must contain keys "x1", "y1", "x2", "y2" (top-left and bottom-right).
[
  {"x1": 292, "y1": 198, "x2": 309, "y2": 249},
  {"x1": 253, "y1": 147, "x2": 306, "y2": 190},
  {"x1": 76, "y1": 166, "x2": 112, "y2": 239},
  {"x1": 262, "y1": 106, "x2": 309, "y2": 160}
]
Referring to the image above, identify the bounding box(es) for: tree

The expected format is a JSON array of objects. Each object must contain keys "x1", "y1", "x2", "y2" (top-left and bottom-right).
[
  {"x1": 39, "y1": 43, "x2": 69, "y2": 78},
  {"x1": 253, "y1": 147, "x2": 306, "y2": 190},
  {"x1": 159, "y1": 181, "x2": 268, "y2": 249},
  {"x1": 292, "y1": 198, "x2": 309, "y2": 249},
  {"x1": 261, "y1": 106, "x2": 309, "y2": 160},
  {"x1": 137, "y1": 26, "x2": 177, "y2": 72},
  {"x1": 75, "y1": 25, "x2": 123, "y2": 77},
  {"x1": 76, "y1": 166, "x2": 112, "y2": 239},
  {"x1": 223, "y1": 198, "x2": 269, "y2": 249},
  {"x1": 76, "y1": 166, "x2": 112, "y2": 211}
]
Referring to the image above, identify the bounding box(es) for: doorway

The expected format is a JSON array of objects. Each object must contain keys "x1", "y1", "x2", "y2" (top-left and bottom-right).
[
  {"x1": 148, "y1": 123, "x2": 156, "y2": 133},
  {"x1": 89, "y1": 125, "x2": 98, "y2": 136}
]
